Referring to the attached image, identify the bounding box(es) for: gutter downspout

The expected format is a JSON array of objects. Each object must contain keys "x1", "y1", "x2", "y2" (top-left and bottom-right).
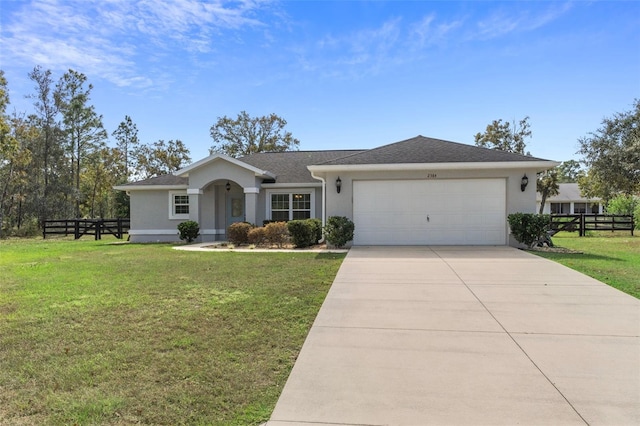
[{"x1": 310, "y1": 171, "x2": 326, "y2": 244}]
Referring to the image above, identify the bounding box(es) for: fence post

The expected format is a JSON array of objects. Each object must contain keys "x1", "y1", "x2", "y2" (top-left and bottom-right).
[
  {"x1": 74, "y1": 220, "x2": 80, "y2": 239},
  {"x1": 117, "y1": 218, "x2": 123, "y2": 239},
  {"x1": 580, "y1": 214, "x2": 585, "y2": 237},
  {"x1": 96, "y1": 220, "x2": 101, "y2": 240}
]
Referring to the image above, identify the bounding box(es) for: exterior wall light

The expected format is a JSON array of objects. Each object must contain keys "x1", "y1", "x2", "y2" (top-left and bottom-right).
[
  {"x1": 521, "y1": 174, "x2": 529, "y2": 192},
  {"x1": 226, "y1": 181, "x2": 231, "y2": 191},
  {"x1": 336, "y1": 177, "x2": 342, "y2": 194}
]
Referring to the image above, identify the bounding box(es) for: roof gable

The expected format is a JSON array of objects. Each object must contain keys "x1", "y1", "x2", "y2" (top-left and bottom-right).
[{"x1": 175, "y1": 153, "x2": 275, "y2": 178}]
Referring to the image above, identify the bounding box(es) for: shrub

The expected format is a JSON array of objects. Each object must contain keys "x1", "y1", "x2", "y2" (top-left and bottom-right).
[
  {"x1": 607, "y1": 195, "x2": 640, "y2": 230},
  {"x1": 227, "y1": 222, "x2": 253, "y2": 245},
  {"x1": 264, "y1": 222, "x2": 289, "y2": 248},
  {"x1": 324, "y1": 216, "x2": 354, "y2": 248},
  {"x1": 247, "y1": 227, "x2": 266, "y2": 245},
  {"x1": 507, "y1": 213, "x2": 550, "y2": 247},
  {"x1": 177, "y1": 220, "x2": 200, "y2": 243},
  {"x1": 606, "y1": 194, "x2": 638, "y2": 216},
  {"x1": 307, "y1": 218, "x2": 322, "y2": 243},
  {"x1": 287, "y1": 220, "x2": 315, "y2": 248}
]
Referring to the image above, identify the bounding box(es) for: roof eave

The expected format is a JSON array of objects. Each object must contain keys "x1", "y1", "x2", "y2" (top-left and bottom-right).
[
  {"x1": 113, "y1": 184, "x2": 188, "y2": 191},
  {"x1": 308, "y1": 161, "x2": 560, "y2": 173}
]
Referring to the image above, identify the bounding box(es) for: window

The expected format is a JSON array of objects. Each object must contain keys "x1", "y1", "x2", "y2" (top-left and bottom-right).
[
  {"x1": 268, "y1": 191, "x2": 314, "y2": 221},
  {"x1": 574, "y1": 203, "x2": 587, "y2": 214},
  {"x1": 169, "y1": 191, "x2": 189, "y2": 219},
  {"x1": 550, "y1": 202, "x2": 570, "y2": 214},
  {"x1": 292, "y1": 193, "x2": 311, "y2": 219}
]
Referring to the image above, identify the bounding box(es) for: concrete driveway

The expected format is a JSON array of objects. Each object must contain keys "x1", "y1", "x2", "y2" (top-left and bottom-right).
[{"x1": 267, "y1": 246, "x2": 640, "y2": 426}]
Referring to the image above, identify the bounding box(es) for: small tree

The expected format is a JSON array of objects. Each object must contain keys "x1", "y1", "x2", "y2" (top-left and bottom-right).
[
  {"x1": 177, "y1": 220, "x2": 200, "y2": 243},
  {"x1": 324, "y1": 216, "x2": 355, "y2": 248},
  {"x1": 537, "y1": 169, "x2": 559, "y2": 214}
]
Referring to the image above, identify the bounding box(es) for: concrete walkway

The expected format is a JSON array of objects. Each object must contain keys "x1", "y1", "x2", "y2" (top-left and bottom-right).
[{"x1": 267, "y1": 246, "x2": 640, "y2": 426}]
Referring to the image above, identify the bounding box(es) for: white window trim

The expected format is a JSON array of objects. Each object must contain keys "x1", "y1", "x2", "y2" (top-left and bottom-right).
[
  {"x1": 265, "y1": 189, "x2": 316, "y2": 221},
  {"x1": 169, "y1": 190, "x2": 190, "y2": 220}
]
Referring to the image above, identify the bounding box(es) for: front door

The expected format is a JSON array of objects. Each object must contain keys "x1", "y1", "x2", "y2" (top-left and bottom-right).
[{"x1": 226, "y1": 196, "x2": 245, "y2": 228}]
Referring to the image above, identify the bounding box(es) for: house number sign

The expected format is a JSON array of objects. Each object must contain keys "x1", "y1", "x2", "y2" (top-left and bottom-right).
[{"x1": 426, "y1": 173, "x2": 437, "y2": 179}]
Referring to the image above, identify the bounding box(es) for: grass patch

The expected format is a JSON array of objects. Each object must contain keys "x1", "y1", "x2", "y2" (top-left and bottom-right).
[
  {"x1": 0, "y1": 237, "x2": 345, "y2": 425},
  {"x1": 531, "y1": 232, "x2": 640, "y2": 299}
]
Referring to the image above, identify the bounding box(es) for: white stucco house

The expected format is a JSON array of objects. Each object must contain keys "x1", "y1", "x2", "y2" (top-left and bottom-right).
[
  {"x1": 115, "y1": 135, "x2": 558, "y2": 246},
  {"x1": 537, "y1": 183, "x2": 604, "y2": 214}
]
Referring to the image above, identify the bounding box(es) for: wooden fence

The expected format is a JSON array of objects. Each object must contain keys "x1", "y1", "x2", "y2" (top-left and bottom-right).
[
  {"x1": 549, "y1": 214, "x2": 634, "y2": 236},
  {"x1": 43, "y1": 219, "x2": 130, "y2": 240}
]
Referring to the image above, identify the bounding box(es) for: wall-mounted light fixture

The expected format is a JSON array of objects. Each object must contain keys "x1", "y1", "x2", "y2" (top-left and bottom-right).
[
  {"x1": 336, "y1": 177, "x2": 342, "y2": 194},
  {"x1": 520, "y1": 174, "x2": 529, "y2": 192},
  {"x1": 225, "y1": 181, "x2": 231, "y2": 191}
]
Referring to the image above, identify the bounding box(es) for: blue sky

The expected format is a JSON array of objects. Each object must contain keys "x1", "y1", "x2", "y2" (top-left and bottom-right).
[{"x1": 1, "y1": 0, "x2": 639, "y2": 163}]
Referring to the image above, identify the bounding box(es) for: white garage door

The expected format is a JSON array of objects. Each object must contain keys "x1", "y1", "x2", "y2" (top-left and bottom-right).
[{"x1": 353, "y1": 179, "x2": 506, "y2": 245}]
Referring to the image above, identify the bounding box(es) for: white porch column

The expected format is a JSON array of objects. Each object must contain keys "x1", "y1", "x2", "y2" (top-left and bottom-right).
[
  {"x1": 187, "y1": 188, "x2": 203, "y2": 224},
  {"x1": 244, "y1": 187, "x2": 259, "y2": 225}
]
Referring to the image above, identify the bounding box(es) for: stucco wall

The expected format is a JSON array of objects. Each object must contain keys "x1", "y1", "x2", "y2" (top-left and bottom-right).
[{"x1": 129, "y1": 190, "x2": 183, "y2": 242}]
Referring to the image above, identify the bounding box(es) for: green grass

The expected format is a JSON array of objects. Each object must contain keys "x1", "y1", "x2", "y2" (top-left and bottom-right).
[
  {"x1": 531, "y1": 232, "x2": 640, "y2": 299},
  {"x1": 0, "y1": 237, "x2": 345, "y2": 425}
]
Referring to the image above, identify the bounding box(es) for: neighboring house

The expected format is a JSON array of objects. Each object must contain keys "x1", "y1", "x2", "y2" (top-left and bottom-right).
[
  {"x1": 115, "y1": 135, "x2": 558, "y2": 246},
  {"x1": 537, "y1": 183, "x2": 603, "y2": 215}
]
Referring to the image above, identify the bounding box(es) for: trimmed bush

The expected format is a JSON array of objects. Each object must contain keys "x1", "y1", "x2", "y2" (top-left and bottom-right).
[
  {"x1": 247, "y1": 227, "x2": 266, "y2": 245},
  {"x1": 265, "y1": 222, "x2": 289, "y2": 247},
  {"x1": 324, "y1": 216, "x2": 354, "y2": 248},
  {"x1": 287, "y1": 220, "x2": 315, "y2": 248},
  {"x1": 507, "y1": 213, "x2": 550, "y2": 247},
  {"x1": 307, "y1": 218, "x2": 322, "y2": 243},
  {"x1": 227, "y1": 222, "x2": 253, "y2": 245},
  {"x1": 177, "y1": 220, "x2": 200, "y2": 243}
]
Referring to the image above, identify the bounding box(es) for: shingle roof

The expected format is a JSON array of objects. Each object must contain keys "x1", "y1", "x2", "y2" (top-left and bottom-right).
[
  {"x1": 121, "y1": 136, "x2": 552, "y2": 188},
  {"x1": 538, "y1": 183, "x2": 601, "y2": 202},
  {"x1": 319, "y1": 135, "x2": 549, "y2": 165},
  {"x1": 239, "y1": 150, "x2": 364, "y2": 183}
]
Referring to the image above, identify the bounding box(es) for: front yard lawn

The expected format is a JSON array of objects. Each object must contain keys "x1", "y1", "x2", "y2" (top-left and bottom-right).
[
  {"x1": 531, "y1": 232, "x2": 639, "y2": 299},
  {"x1": 0, "y1": 238, "x2": 345, "y2": 425}
]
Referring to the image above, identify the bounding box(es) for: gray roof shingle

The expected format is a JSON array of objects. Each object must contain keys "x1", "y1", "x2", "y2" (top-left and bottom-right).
[
  {"x1": 239, "y1": 150, "x2": 364, "y2": 183},
  {"x1": 319, "y1": 135, "x2": 549, "y2": 165}
]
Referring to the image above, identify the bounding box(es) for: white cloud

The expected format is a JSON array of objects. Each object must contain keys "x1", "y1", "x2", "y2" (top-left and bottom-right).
[
  {"x1": 474, "y1": 1, "x2": 573, "y2": 40},
  {"x1": 0, "y1": 0, "x2": 273, "y2": 88}
]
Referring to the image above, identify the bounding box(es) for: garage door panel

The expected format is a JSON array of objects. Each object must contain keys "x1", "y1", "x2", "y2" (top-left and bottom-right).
[{"x1": 353, "y1": 179, "x2": 506, "y2": 245}]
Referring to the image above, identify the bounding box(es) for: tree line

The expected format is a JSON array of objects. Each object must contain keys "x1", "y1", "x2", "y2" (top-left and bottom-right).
[
  {"x1": 0, "y1": 67, "x2": 192, "y2": 236},
  {"x1": 0, "y1": 67, "x2": 302, "y2": 237}
]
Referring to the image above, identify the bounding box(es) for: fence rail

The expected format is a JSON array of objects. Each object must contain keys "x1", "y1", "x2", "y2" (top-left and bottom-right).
[
  {"x1": 550, "y1": 214, "x2": 634, "y2": 236},
  {"x1": 43, "y1": 219, "x2": 130, "y2": 240}
]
